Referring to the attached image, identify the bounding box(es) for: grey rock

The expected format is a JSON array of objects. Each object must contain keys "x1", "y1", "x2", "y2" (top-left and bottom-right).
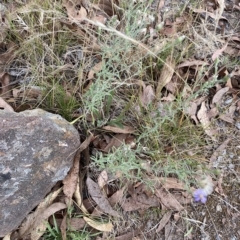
[{"x1": 0, "y1": 109, "x2": 80, "y2": 237}]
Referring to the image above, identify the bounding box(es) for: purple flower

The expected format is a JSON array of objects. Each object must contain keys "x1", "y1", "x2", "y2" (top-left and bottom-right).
[{"x1": 193, "y1": 188, "x2": 208, "y2": 204}]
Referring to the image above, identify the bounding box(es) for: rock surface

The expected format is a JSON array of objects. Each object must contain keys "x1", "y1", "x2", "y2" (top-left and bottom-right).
[{"x1": 0, "y1": 109, "x2": 80, "y2": 237}]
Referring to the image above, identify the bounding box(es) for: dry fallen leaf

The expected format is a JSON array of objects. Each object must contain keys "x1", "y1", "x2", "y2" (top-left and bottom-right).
[
  {"x1": 91, "y1": 186, "x2": 126, "y2": 217},
  {"x1": 121, "y1": 197, "x2": 150, "y2": 212},
  {"x1": 0, "y1": 97, "x2": 14, "y2": 112},
  {"x1": 219, "y1": 103, "x2": 236, "y2": 123},
  {"x1": 74, "y1": 176, "x2": 89, "y2": 215},
  {"x1": 0, "y1": 5, "x2": 9, "y2": 42},
  {"x1": 103, "y1": 133, "x2": 130, "y2": 152},
  {"x1": 102, "y1": 125, "x2": 135, "y2": 134},
  {"x1": 108, "y1": 187, "x2": 125, "y2": 206},
  {"x1": 197, "y1": 101, "x2": 218, "y2": 141},
  {"x1": 134, "y1": 80, "x2": 155, "y2": 112},
  {"x1": 160, "y1": 19, "x2": 178, "y2": 36},
  {"x1": 83, "y1": 216, "x2": 113, "y2": 232},
  {"x1": 2, "y1": 234, "x2": 11, "y2": 240},
  {"x1": 155, "y1": 177, "x2": 185, "y2": 190},
  {"x1": 63, "y1": 149, "x2": 80, "y2": 200},
  {"x1": 212, "y1": 87, "x2": 229, "y2": 104},
  {"x1": 209, "y1": 138, "x2": 231, "y2": 168},
  {"x1": 68, "y1": 218, "x2": 86, "y2": 231},
  {"x1": 219, "y1": 114, "x2": 233, "y2": 123},
  {"x1": 0, "y1": 72, "x2": 11, "y2": 98},
  {"x1": 33, "y1": 202, "x2": 67, "y2": 228},
  {"x1": 184, "y1": 101, "x2": 199, "y2": 124},
  {"x1": 158, "y1": 0, "x2": 165, "y2": 11},
  {"x1": 12, "y1": 86, "x2": 43, "y2": 100},
  {"x1": 156, "y1": 56, "x2": 175, "y2": 98},
  {"x1": 115, "y1": 229, "x2": 141, "y2": 240},
  {"x1": 156, "y1": 211, "x2": 172, "y2": 233},
  {"x1": 96, "y1": 0, "x2": 115, "y2": 16},
  {"x1": 121, "y1": 193, "x2": 159, "y2": 212},
  {"x1": 173, "y1": 192, "x2": 193, "y2": 205},
  {"x1": 60, "y1": 214, "x2": 67, "y2": 240},
  {"x1": 87, "y1": 61, "x2": 103, "y2": 80},
  {"x1": 98, "y1": 170, "x2": 108, "y2": 189},
  {"x1": 79, "y1": 134, "x2": 95, "y2": 152},
  {"x1": 86, "y1": 177, "x2": 120, "y2": 217},
  {"x1": 206, "y1": 107, "x2": 219, "y2": 119},
  {"x1": 155, "y1": 188, "x2": 184, "y2": 211},
  {"x1": 191, "y1": 8, "x2": 228, "y2": 21},
  {"x1": 224, "y1": 46, "x2": 240, "y2": 57},
  {"x1": 216, "y1": 171, "x2": 225, "y2": 196},
  {"x1": 140, "y1": 84, "x2": 155, "y2": 106},
  {"x1": 212, "y1": 43, "x2": 228, "y2": 61},
  {"x1": 63, "y1": 0, "x2": 87, "y2": 22},
  {"x1": 161, "y1": 93, "x2": 175, "y2": 101},
  {"x1": 19, "y1": 201, "x2": 66, "y2": 239},
  {"x1": 177, "y1": 60, "x2": 208, "y2": 68},
  {"x1": 91, "y1": 14, "x2": 107, "y2": 24},
  {"x1": 0, "y1": 42, "x2": 18, "y2": 65},
  {"x1": 216, "y1": 0, "x2": 225, "y2": 22}
]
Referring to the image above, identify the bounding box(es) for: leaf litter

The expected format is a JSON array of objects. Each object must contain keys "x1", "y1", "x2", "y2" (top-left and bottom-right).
[{"x1": 2, "y1": 0, "x2": 240, "y2": 239}]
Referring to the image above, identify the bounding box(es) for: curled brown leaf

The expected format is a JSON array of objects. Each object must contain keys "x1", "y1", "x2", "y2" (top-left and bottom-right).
[{"x1": 86, "y1": 177, "x2": 120, "y2": 217}]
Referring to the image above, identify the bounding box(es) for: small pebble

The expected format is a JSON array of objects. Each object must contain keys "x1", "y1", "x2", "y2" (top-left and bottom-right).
[
  {"x1": 216, "y1": 204, "x2": 222, "y2": 212},
  {"x1": 235, "y1": 122, "x2": 240, "y2": 130},
  {"x1": 224, "y1": 98, "x2": 233, "y2": 105},
  {"x1": 228, "y1": 164, "x2": 235, "y2": 169}
]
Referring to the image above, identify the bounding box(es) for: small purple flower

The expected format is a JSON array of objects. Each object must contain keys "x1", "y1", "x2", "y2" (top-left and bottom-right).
[{"x1": 193, "y1": 188, "x2": 208, "y2": 204}]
